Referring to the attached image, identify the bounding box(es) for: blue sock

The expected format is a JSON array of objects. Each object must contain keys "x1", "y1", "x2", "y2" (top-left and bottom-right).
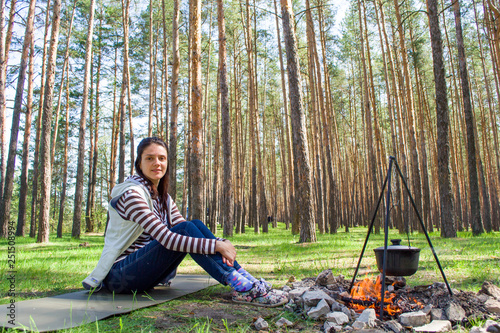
[
  {"x1": 226, "y1": 270, "x2": 253, "y2": 292},
  {"x1": 237, "y1": 267, "x2": 258, "y2": 283}
]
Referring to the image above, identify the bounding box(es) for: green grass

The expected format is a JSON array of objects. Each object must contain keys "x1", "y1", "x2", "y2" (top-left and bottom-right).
[{"x1": 1, "y1": 223, "x2": 500, "y2": 332}]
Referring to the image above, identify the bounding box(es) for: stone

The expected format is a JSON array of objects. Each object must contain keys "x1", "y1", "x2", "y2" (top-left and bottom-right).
[
  {"x1": 341, "y1": 306, "x2": 353, "y2": 320},
  {"x1": 432, "y1": 282, "x2": 446, "y2": 289},
  {"x1": 316, "y1": 269, "x2": 335, "y2": 286},
  {"x1": 284, "y1": 299, "x2": 296, "y2": 312},
  {"x1": 485, "y1": 319, "x2": 500, "y2": 333},
  {"x1": 422, "y1": 304, "x2": 433, "y2": 315},
  {"x1": 385, "y1": 320, "x2": 403, "y2": 333},
  {"x1": 352, "y1": 321, "x2": 367, "y2": 329},
  {"x1": 302, "y1": 290, "x2": 335, "y2": 307},
  {"x1": 330, "y1": 299, "x2": 343, "y2": 312},
  {"x1": 477, "y1": 294, "x2": 490, "y2": 303},
  {"x1": 291, "y1": 279, "x2": 315, "y2": 289},
  {"x1": 398, "y1": 311, "x2": 430, "y2": 327},
  {"x1": 276, "y1": 317, "x2": 293, "y2": 328},
  {"x1": 282, "y1": 285, "x2": 292, "y2": 293},
  {"x1": 323, "y1": 321, "x2": 341, "y2": 333},
  {"x1": 429, "y1": 308, "x2": 446, "y2": 321},
  {"x1": 480, "y1": 281, "x2": 500, "y2": 300},
  {"x1": 469, "y1": 327, "x2": 487, "y2": 333},
  {"x1": 413, "y1": 320, "x2": 452, "y2": 333},
  {"x1": 288, "y1": 287, "x2": 309, "y2": 300},
  {"x1": 254, "y1": 317, "x2": 268, "y2": 330},
  {"x1": 445, "y1": 302, "x2": 466, "y2": 322},
  {"x1": 486, "y1": 298, "x2": 500, "y2": 315},
  {"x1": 307, "y1": 299, "x2": 331, "y2": 320},
  {"x1": 325, "y1": 311, "x2": 349, "y2": 325},
  {"x1": 355, "y1": 308, "x2": 377, "y2": 328}
]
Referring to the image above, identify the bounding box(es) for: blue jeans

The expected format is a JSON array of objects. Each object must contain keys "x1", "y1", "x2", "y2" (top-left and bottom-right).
[{"x1": 104, "y1": 219, "x2": 241, "y2": 293}]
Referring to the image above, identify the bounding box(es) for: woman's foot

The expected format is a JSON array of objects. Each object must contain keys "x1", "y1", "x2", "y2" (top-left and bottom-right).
[
  {"x1": 259, "y1": 278, "x2": 272, "y2": 291},
  {"x1": 232, "y1": 281, "x2": 288, "y2": 307}
]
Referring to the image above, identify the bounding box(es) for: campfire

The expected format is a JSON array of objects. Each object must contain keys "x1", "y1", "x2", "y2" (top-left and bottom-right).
[
  {"x1": 279, "y1": 270, "x2": 500, "y2": 332},
  {"x1": 343, "y1": 275, "x2": 424, "y2": 319}
]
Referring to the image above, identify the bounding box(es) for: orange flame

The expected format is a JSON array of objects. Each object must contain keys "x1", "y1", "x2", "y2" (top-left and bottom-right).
[{"x1": 349, "y1": 276, "x2": 402, "y2": 316}]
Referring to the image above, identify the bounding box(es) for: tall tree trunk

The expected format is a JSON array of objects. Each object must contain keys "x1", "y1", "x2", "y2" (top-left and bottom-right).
[
  {"x1": 37, "y1": 0, "x2": 62, "y2": 243},
  {"x1": 17, "y1": 26, "x2": 36, "y2": 236},
  {"x1": 0, "y1": 0, "x2": 17, "y2": 204},
  {"x1": 358, "y1": 0, "x2": 379, "y2": 233},
  {"x1": 169, "y1": 0, "x2": 180, "y2": 201},
  {"x1": 273, "y1": 0, "x2": 294, "y2": 229},
  {"x1": 189, "y1": 0, "x2": 204, "y2": 219},
  {"x1": 426, "y1": 0, "x2": 456, "y2": 238},
  {"x1": 474, "y1": 0, "x2": 500, "y2": 229},
  {"x1": 0, "y1": 0, "x2": 36, "y2": 237},
  {"x1": 148, "y1": 0, "x2": 154, "y2": 136},
  {"x1": 53, "y1": 0, "x2": 76, "y2": 237},
  {"x1": 57, "y1": 42, "x2": 72, "y2": 238},
  {"x1": 453, "y1": 0, "x2": 484, "y2": 235},
  {"x1": 30, "y1": 0, "x2": 52, "y2": 238},
  {"x1": 393, "y1": 0, "x2": 423, "y2": 228},
  {"x1": 281, "y1": 0, "x2": 316, "y2": 243},
  {"x1": 161, "y1": 0, "x2": 169, "y2": 141},
  {"x1": 72, "y1": 0, "x2": 96, "y2": 238},
  {"x1": 86, "y1": 15, "x2": 102, "y2": 233},
  {"x1": 240, "y1": 0, "x2": 259, "y2": 232},
  {"x1": 305, "y1": 0, "x2": 324, "y2": 234},
  {"x1": 118, "y1": 0, "x2": 131, "y2": 184},
  {"x1": 217, "y1": 0, "x2": 233, "y2": 237},
  {"x1": 109, "y1": 45, "x2": 119, "y2": 197}
]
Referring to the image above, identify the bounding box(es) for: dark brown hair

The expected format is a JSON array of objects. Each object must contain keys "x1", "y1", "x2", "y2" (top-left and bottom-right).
[{"x1": 135, "y1": 137, "x2": 170, "y2": 208}]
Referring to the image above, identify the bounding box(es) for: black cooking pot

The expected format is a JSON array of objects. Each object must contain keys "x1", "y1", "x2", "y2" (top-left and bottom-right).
[{"x1": 374, "y1": 239, "x2": 420, "y2": 276}]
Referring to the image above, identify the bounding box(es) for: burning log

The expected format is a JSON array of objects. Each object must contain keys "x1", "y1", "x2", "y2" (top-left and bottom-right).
[{"x1": 340, "y1": 295, "x2": 378, "y2": 307}]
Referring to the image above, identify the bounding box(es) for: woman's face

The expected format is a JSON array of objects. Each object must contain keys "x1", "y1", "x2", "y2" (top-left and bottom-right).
[{"x1": 139, "y1": 143, "x2": 168, "y2": 187}]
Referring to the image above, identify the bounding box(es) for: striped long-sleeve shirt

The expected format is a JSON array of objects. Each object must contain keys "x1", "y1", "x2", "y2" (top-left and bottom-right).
[{"x1": 114, "y1": 175, "x2": 217, "y2": 262}]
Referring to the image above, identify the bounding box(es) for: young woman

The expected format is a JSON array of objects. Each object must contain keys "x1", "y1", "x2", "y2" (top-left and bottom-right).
[{"x1": 82, "y1": 137, "x2": 287, "y2": 307}]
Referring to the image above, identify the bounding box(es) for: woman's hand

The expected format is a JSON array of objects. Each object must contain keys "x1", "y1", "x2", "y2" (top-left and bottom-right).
[{"x1": 215, "y1": 240, "x2": 237, "y2": 267}]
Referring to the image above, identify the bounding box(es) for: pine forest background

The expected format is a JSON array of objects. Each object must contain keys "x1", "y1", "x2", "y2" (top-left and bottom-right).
[{"x1": 0, "y1": 0, "x2": 499, "y2": 244}]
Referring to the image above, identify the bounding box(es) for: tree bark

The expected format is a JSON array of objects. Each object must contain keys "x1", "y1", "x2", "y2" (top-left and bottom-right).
[
  {"x1": 426, "y1": 0, "x2": 456, "y2": 238},
  {"x1": 281, "y1": 0, "x2": 316, "y2": 243},
  {"x1": 189, "y1": 0, "x2": 204, "y2": 220},
  {"x1": 30, "y1": 0, "x2": 52, "y2": 238},
  {"x1": 393, "y1": 0, "x2": 423, "y2": 229},
  {"x1": 148, "y1": 0, "x2": 154, "y2": 136},
  {"x1": 169, "y1": 0, "x2": 180, "y2": 201},
  {"x1": 0, "y1": 0, "x2": 17, "y2": 204},
  {"x1": 72, "y1": 0, "x2": 96, "y2": 238},
  {"x1": 37, "y1": 0, "x2": 62, "y2": 243},
  {"x1": 17, "y1": 22, "x2": 36, "y2": 237},
  {"x1": 118, "y1": 0, "x2": 130, "y2": 184},
  {"x1": 0, "y1": 0, "x2": 36, "y2": 237},
  {"x1": 161, "y1": 0, "x2": 169, "y2": 141},
  {"x1": 273, "y1": 0, "x2": 294, "y2": 230},
  {"x1": 453, "y1": 0, "x2": 484, "y2": 235},
  {"x1": 217, "y1": 0, "x2": 233, "y2": 237},
  {"x1": 86, "y1": 14, "x2": 102, "y2": 233}
]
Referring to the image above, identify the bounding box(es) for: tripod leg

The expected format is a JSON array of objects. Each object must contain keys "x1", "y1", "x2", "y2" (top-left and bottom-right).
[
  {"x1": 349, "y1": 159, "x2": 391, "y2": 293},
  {"x1": 380, "y1": 157, "x2": 394, "y2": 319},
  {"x1": 393, "y1": 159, "x2": 453, "y2": 296}
]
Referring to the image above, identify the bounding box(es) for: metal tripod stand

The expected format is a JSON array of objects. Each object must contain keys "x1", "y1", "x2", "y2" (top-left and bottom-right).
[{"x1": 348, "y1": 156, "x2": 453, "y2": 319}]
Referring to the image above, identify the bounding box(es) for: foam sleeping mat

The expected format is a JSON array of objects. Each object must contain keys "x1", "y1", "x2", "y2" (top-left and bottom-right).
[{"x1": 0, "y1": 275, "x2": 218, "y2": 332}]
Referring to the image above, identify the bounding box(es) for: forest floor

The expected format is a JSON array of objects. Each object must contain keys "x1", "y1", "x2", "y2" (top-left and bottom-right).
[{"x1": 1, "y1": 223, "x2": 499, "y2": 332}]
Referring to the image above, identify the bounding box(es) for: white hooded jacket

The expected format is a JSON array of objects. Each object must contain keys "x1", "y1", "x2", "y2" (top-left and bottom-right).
[{"x1": 81, "y1": 177, "x2": 172, "y2": 289}]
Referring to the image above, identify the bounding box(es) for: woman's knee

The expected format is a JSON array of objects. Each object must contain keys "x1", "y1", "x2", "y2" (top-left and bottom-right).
[
  {"x1": 173, "y1": 220, "x2": 202, "y2": 236},
  {"x1": 191, "y1": 219, "x2": 205, "y2": 229}
]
